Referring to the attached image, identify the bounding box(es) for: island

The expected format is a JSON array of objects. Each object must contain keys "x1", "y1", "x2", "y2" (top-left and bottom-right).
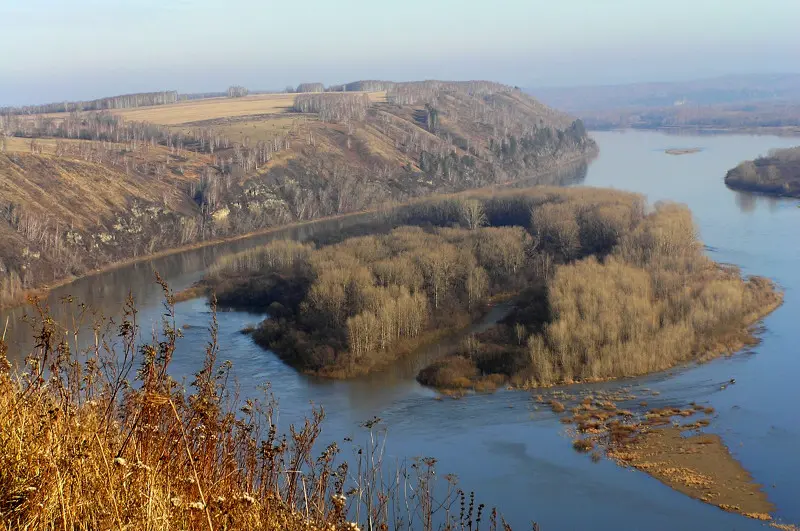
[
  {"x1": 725, "y1": 146, "x2": 800, "y2": 198},
  {"x1": 190, "y1": 187, "x2": 782, "y2": 384},
  {"x1": 665, "y1": 147, "x2": 702, "y2": 155}
]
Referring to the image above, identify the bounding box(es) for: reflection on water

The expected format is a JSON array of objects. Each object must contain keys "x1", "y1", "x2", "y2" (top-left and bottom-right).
[
  {"x1": 505, "y1": 158, "x2": 589, "y2": 189},
  {"x1": 2, "y1": 132, "x2": 800, "y2": 530},
  {"x1": 734, "y1": 190, "x2": 785, "y2": 213},
  {"x1": 0, "y1": 213, "x2": 385, "y2": 363}
]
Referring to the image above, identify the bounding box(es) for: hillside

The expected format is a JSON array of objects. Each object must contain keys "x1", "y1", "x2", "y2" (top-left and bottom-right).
[
  {"x1": 725, "y1": 146, "x2": 800, "y2": 197},
  {"x1": 529, "y1": 74, "x2": 800, "y2": 133},
  {"x1": 0, "y1": 80, "x2": 596, "y2": 306}
]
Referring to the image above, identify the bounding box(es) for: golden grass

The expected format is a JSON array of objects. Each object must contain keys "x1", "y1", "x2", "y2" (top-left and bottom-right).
[
  {"x1": 103, "y1": 91, "x2": 387, "y2": 125},
  {"x1": 0, "y1": 288, "x2": 501, "y2": 530},
  {"x1": 3, "y1": 137, "x2": 125, "y2": 155},
  {"x1": 0, "y1": 151, "x2": 200, "y2": 230},
  {"x1": 177, "y1": 116, "x2": 300, "y2": 143}
]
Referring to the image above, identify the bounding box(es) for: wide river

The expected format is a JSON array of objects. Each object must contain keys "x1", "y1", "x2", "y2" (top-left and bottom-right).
[{"x1": 3, "y1": 131, "x2": 799, "y2": 530}]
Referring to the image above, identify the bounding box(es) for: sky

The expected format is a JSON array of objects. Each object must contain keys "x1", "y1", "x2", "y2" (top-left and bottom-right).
[{"x1": 1, "y1": 0, "x2": 799, "y2": 105}]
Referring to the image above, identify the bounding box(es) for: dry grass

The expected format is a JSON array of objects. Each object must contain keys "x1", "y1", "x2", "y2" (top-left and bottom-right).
[
  {"x1": 103, "y1": 92, "x2": 386, "y2": 125},
  {"x1": 0, "y1": 151, "x2": 198, "y2": 230},
  {"x1": 0, "y1": 283, "x2": 509, "y2": 530},
  {"x1": 177, "y1": 116, "x2": 301, "y2": 143},
  {"x1": 572, "y1": 439, "x2": 594, "y2": 453},
  {"x1": 3, "y1": 137, "x2": 125, "y2": 155}
]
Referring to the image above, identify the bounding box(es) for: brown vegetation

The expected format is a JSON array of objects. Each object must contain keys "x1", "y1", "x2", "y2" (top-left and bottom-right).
[
  {"x1": 0, "y1": 80, "x2": 595, "y2": 309},
  {"x1": 0, "y1": 285, "x2": 514, "y2": 530},
  {"x1": 725, "y1": 146, "x2": 800, "y2": 197},
  {"x1": 212, "y1": 224, "x2": 529, "y2": 376},
  {"x1": 417, "y1": 198, "x2": 782, "y2": 390},
  {"x1": 200, "y1": 187, "x2": 642, "y2": 377}
]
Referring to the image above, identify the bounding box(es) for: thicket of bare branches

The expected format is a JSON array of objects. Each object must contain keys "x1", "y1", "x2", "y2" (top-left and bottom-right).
[
  {"x1": 417, "y1": 199, "x2": 781, "y2": 390},
  {"x1": 293, "y1": 93, "x2": 372, "y2": 123},
  {"x1": 296, "y1": 83, "x2": 325, "y2": 93},
  {"x1": 226, "y1": 86, "x2": 249, "y2": 98},
  {"x1": 200, "y1": 187, "x2": 644, "y2": 377},
  {"x1": 524, "y1": 203, "x2": 781, "y2": 385}
]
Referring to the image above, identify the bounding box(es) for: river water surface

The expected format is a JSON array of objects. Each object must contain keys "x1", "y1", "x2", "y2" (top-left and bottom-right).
[{"x1": 3, "y1": 131, "x2": 799, "y2": 530}]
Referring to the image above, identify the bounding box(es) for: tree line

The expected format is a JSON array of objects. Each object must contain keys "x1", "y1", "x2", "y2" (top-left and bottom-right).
[
  {"x1": 1, "y1": 91, "x2": 178, "y2": 115},
  {"x1": 226, "y1": 86, "x2": 249, "y2": 98},
  {"x1": 292, "y1": 93, "x2": 372, "y2": 123}
]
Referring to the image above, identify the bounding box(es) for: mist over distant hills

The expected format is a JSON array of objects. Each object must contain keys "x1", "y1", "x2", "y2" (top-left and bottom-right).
[{"x1": 528, "y1": 73, "x2": 800, "y2": 113}]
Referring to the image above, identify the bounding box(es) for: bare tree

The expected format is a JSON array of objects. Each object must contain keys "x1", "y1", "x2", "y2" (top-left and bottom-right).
[
  {"x1": 227, "y1": 86, "x2": 249, "y2": 98},
  {"x1": 459, "y1": 198, "x2": 486, "y2": 230}
]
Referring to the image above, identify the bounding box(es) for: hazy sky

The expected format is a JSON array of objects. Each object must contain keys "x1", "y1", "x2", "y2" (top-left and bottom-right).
[{"x1": 1, "y1": 0, "x2": 798, "y2": 105}]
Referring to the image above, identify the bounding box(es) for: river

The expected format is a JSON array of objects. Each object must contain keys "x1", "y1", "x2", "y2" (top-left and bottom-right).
[{"x1": 2, "y1": 131, "x2": 799, "y2": 530}]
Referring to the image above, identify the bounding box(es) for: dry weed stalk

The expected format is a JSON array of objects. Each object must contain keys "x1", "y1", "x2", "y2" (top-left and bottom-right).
[{"x1": 0, "y1": 276, "x2": 521, "y2": 530}]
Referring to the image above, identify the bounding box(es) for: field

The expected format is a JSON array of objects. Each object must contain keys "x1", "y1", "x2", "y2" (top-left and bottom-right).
[
  {"x1": 3, "y1": 136, "x2": 121, "y2": 154},
  {"x1": 107, "y1": 91, "x2": 387, "y2": 125},
  {"x1": 174, "y1": 115, "x2": 300, "y2": 144}
]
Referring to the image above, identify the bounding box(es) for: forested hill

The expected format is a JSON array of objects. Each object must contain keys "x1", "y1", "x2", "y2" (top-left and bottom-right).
[
  {"x1": 0, "y1": 80, "x2": 596, "y2": 306},
  {"x1": 725, "y1": 146, "x2": 800, "y2": 197}
]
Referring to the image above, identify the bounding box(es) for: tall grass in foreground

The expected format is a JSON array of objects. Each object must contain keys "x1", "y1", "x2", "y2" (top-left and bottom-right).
[{"x1": 0, "y1": 277, "x2": 521, "y2": 530}]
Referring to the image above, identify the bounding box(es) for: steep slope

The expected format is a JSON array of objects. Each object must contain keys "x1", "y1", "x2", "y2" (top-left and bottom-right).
[{"x1": 0, "y1": 80, "x2": 596, "y2": 306}]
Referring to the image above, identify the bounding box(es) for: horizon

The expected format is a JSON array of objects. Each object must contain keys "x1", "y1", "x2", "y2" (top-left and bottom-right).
[
  {"x1": 5, "y1": 71, "x2": 800, "y2": 109},
  {"x1": 1, "y1": 0, "x2": 799, "y2": 106}
]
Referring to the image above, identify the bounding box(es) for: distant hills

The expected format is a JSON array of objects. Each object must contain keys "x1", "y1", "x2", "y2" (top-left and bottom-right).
[
  {"x1": 527, "y1": 74, "x2": 800, "y2": 133},
  {"x1": 528, "y1": 74, "x2": 800, "y2": 112}
]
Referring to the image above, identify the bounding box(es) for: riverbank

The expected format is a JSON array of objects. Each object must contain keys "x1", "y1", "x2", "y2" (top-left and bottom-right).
[
  {"x1": 1, "y1": 151, "x2": 595, "y2": 313},
  {"x1": 2, "y1": 130, "x2": 797, "y2": 530},
  {"x1": 591, "y1": 125, "x2": 800, "y2": 137}
]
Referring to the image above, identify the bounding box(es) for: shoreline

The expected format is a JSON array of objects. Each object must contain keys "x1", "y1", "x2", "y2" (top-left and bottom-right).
[
  {"x1": 724, "y1": 180, "x2": 800, "y2": 200},
  {"x1": 1, "y1": 150, "x2": 595, "y2": 312},
  {"x1": 591, "y1": 125, "x2": 800, "y2": 137}
]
